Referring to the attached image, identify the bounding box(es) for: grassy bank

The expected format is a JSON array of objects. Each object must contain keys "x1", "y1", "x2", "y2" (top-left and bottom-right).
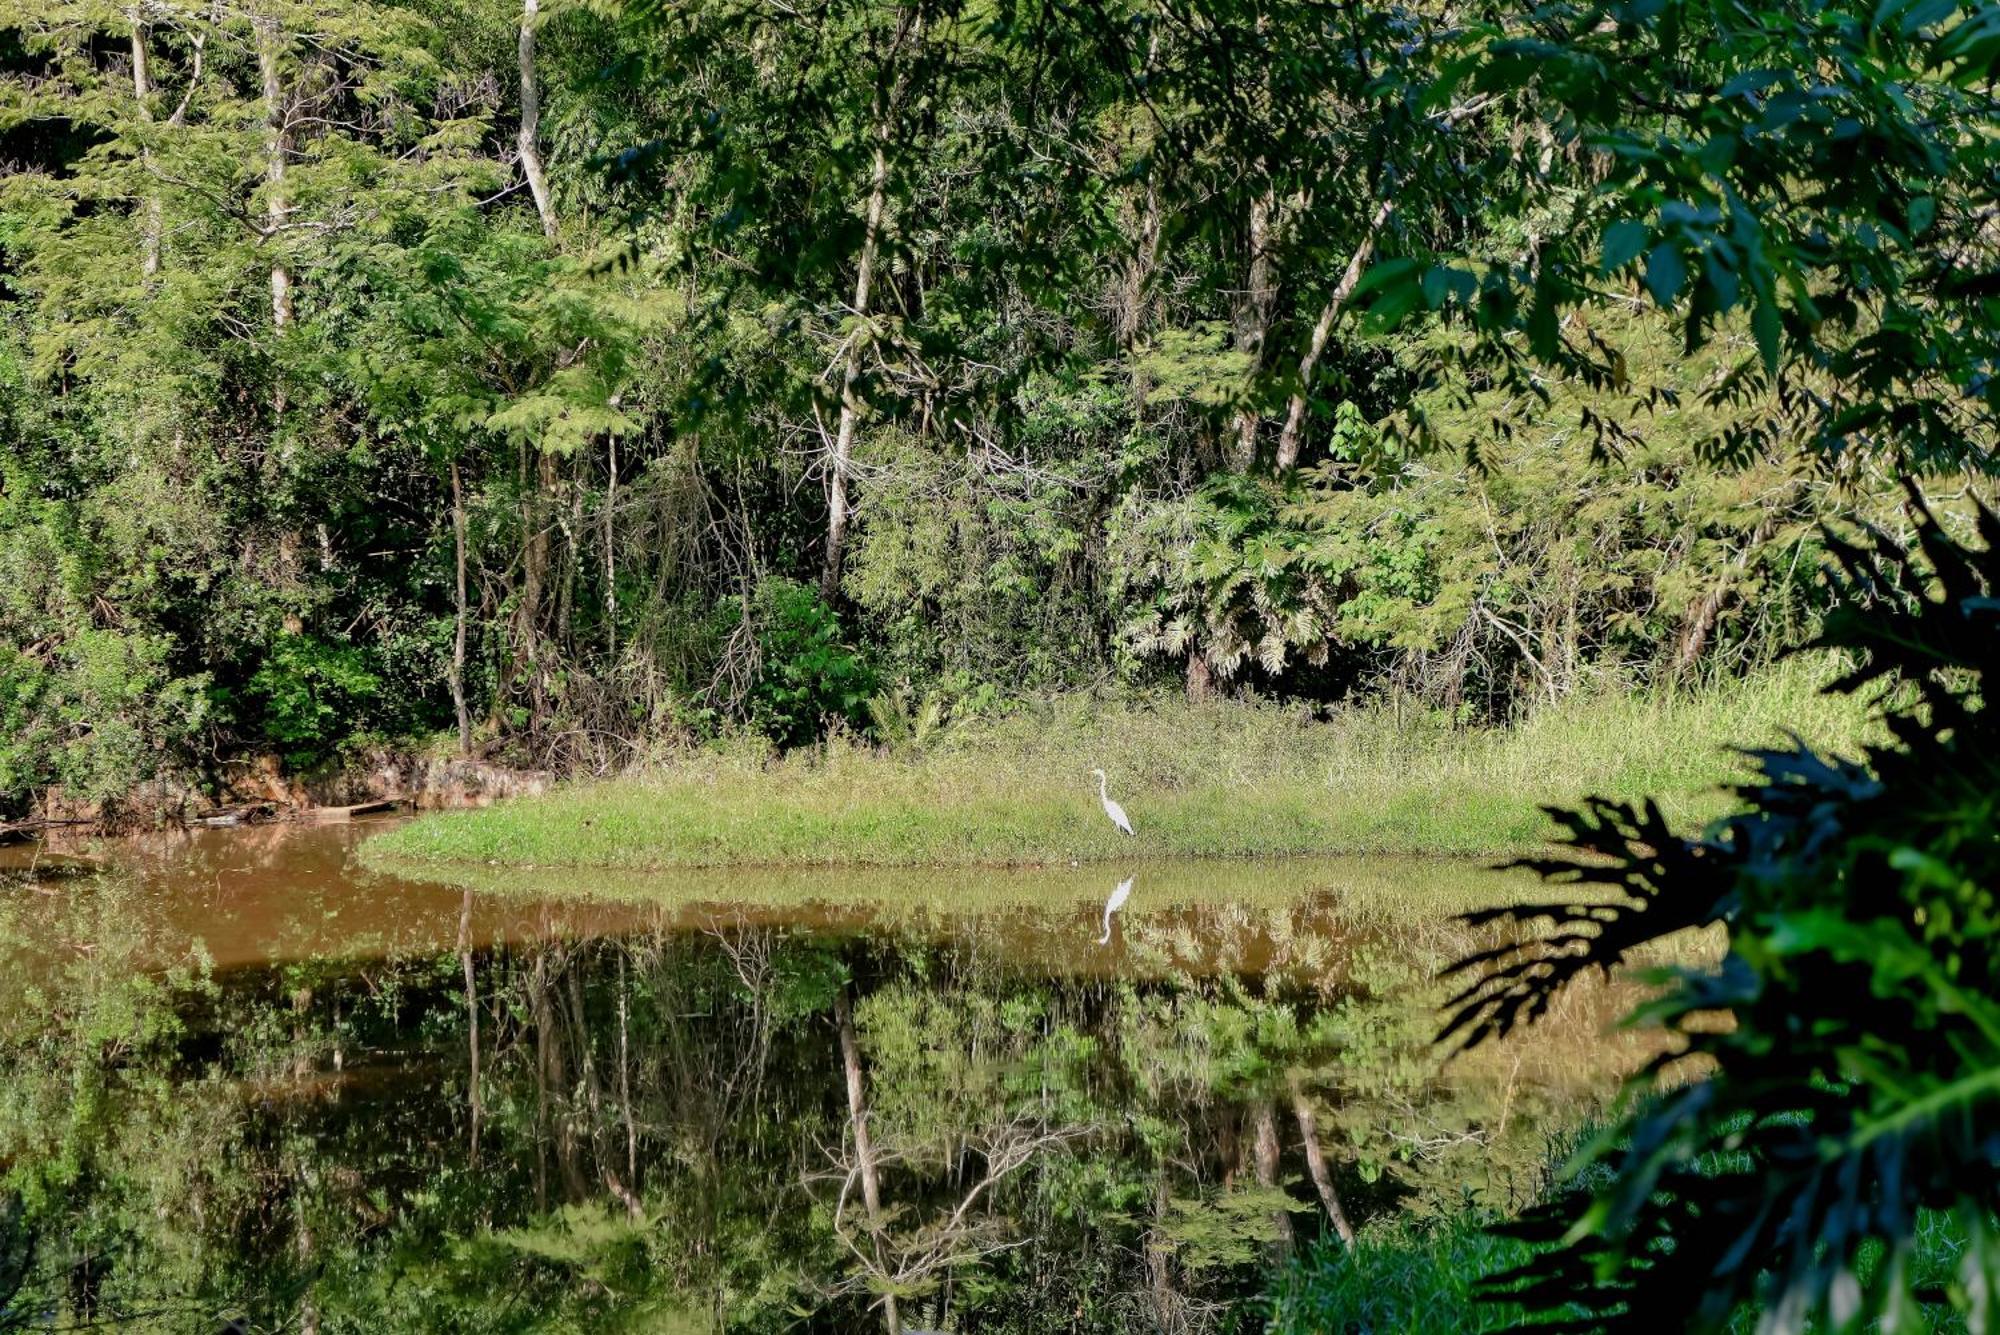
[{"x1": 367, "y1": 660, "x2": 1870, "y2": 873}]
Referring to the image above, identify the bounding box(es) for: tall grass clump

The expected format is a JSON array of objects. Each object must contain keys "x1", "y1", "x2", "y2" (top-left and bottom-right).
[
  {"x1": 366, "y1": 657, "x2": 1871, "y2": 872},
  {"x1": 1264, "y1": 1213, "x2": 1556, "y2": 1334}
]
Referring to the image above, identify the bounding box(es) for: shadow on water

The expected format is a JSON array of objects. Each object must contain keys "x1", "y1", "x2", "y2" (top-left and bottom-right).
[{"x1": 0, "y1": 823, "x2": 1655, "y2": 1332}]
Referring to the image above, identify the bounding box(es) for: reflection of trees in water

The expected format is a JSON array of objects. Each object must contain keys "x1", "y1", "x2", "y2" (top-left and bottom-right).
[{"x1": 0, "y1": 879, "x2": 1639, "y2": 1331}]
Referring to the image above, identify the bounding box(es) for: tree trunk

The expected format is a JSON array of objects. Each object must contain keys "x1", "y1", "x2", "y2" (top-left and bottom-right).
[
  {"x1": 564, "y1": 961, "x2": 643, "y2": 1220},
  {"x1": 1251, "y1": 1099, "x2": 1295, "y2": 1255},
  {"x1": 555, "y1": 453, "x2": 583, "y2": 656},
  {"x1": 835, "y1": 985, "x2": 901, "y2": 1335},
  {"x1": 1120, "y1": 179, "x2": 1161, "y2": 350},
  {"x1": 295, "y1": 1168, "x2": 319, "y2": 1335},
  {"x1": 449, "y1": 458, "x2": 472, "y2": 755},
  {"x1": 1275, "y1": 198, "x2": 1394, "y2": 471},
  {"x1": 603, "y1": 434, "x2": 618, "y2": 661},
  {"x1": 1289, "y1": 1081, "x2": 1355, "y2": 1245},
  {"x1": 1125, "y1": 179, "x2": 1162, "y2": 415},
  {"x1": 1230, "y1": 187, "x2": 1277, "y2": 471},
  {"x1": 252, "y1": 11, "x2": 291, "y2": 329},
  {"x1": 457, "y1": 887, "x2": 481, "y2": 1164},
  {"x1": 1674, "y1": 511, "x2": 1780, "y2": 679},
  {"x1": 617, "y1": 948, "x2": 637, "y2": 1192},
  {"x1": 822, "y1": 143, "x2": 890, "y2": 602},
  {"x1": 531, "y1": 950, "x2": 552, "y2": 1212},
  {"x1": 1184, "y1": 652, "x2": 1213, "y2": 703},
  {"x1": 520, "y1": 445, "x2": 555, "y2": 732},
  {"x1": 518, "y1": 0, "x2": 557, "y2": 241},
  {"x1": 128, "y1": 9, "x2": 162, "y2": 281},
  {"x1": 1674, "y1": 585, "x2": 1729, "y2": 677},
  {"x1": 1147, "y1": 1167, "x2": 1182, "y2": 1332}
]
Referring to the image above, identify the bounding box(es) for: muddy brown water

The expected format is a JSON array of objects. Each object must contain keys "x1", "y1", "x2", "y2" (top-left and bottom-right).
[{"x1": 0, "y1": 821, "x2": 1643, "y2": 1332}]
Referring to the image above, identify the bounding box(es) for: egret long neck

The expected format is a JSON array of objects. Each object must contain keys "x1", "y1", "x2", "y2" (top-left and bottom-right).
[{"x1": 1096, "y1": 773, "x2": 1108, "y2": 801}]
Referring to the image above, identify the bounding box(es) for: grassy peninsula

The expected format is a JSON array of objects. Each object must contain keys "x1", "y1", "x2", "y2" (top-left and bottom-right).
[{"x1": 367, "y1": 662, "x2": 1867, "y2": 874}]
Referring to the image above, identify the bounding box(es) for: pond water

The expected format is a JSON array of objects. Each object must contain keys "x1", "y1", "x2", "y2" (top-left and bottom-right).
[{"x1": 0, "y1": 823, "x2": 1648, "y2": 1333}]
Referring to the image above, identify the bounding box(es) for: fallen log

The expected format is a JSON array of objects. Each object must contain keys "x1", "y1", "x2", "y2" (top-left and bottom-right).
[
  {"x1": 0, "y1": 817, "x2": 97, "y2": 844},
  {"x1": 199, "y1": 801, "x2": 279, "y2": 828},
  {"x1": 302, "y1": 799, "x2": 403, "y2": 823}
]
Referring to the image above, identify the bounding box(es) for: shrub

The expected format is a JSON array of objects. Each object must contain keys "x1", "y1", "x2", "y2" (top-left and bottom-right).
[
  {"x1": 1441, "y1": 496, "x2": 2000, "y2": 1329},
  {"x1": 245, "y1": 635, "x2": 383, "y2": 772},
  {"x1": 736, "y1": 578, "x2": 874, "y2": 749}
]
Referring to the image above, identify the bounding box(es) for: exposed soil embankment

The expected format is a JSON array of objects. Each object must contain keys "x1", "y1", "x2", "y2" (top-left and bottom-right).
[{"x1": 5, "y1": 751, "x2": 554, "y2": 842}]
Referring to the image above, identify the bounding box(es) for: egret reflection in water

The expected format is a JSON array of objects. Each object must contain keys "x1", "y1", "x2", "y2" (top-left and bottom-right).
[
  {"x1": 1098, "y1": 875, "x2": 1134, "y2": 944},
  {"x1": 0, "y1": 824, "x2": 1650, "y2": 1334}
]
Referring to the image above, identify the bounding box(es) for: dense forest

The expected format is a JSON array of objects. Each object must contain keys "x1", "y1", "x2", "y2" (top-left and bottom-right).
[
  {"x1": 7, "y1": 0, "x2": 2000, "y2": 1328},
  {"x1": 0, "y1": 0, "x2": 1964, "y2": 818}
]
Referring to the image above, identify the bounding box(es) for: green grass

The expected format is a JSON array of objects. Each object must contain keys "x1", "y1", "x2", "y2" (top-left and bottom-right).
[
  {"x1": 1265, "y1": 1213, "x2": 1560, "y2": 1334},
  {"x1": 365, "y1": 852, "x2": 1551, "y2": 937},
  {"x1": 366, "y1": 659, "x2": 1871, "y2": 874}
]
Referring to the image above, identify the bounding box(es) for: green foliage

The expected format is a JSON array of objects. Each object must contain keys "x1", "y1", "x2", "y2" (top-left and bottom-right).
[
  {"x1": 0, "y1": 0, "x2": 1967, "y2": 815},
  {"x1": 244, "y1": 635, "x2": 384, "y2": 772},
  {"x1": 1356, "y1": 0, "x2": 2000, "y2": 471},
  {"x1": 845, "y1": 426, "x2": 1102, "y2": 692},
  {"x1": 1162, "y1": 1186, "x2": 1308, "y2": 1270},
  {"x1": 1441, "y1": 502, "x2": 2000, "y2": 1329},
  {"x1": 864, "y1": 685, "x2": 950, "y2": 752},
  {"x1": 1114, "y1": 471, "x2": 1352, "y2": 683},
  {"x1": 732, "y1": 578, "x2": 875, "y2": 748},
  {"x1": 1267, "y1": 1213, "x2": 1561, "y2": 1334}
]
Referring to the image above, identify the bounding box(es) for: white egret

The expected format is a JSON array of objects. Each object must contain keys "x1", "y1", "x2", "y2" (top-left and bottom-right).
[
  {"x1": 1090, "y1": 768, "x2": 1134, "y2": 836},
  {"x1": 1098, "y1": 876, "x2": 1134, "y2": 945}
]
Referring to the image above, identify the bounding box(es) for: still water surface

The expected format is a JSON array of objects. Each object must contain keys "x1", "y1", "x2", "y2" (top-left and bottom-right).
[{"x1": 0, "y1": 822, "x2": 1645, "y2": 1332}]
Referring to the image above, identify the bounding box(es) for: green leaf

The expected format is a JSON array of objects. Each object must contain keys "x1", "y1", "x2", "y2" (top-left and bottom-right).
[
  {"x1": 1644, "y1": 244, "x2": 1687, "y2": 306},
  {"x1": 1351, "y1": 257, "x2": 1421, "y2": 300},
  {"x1": 1908, "y1": 196, "x2": 1936, "y2": 236},
  {"x1": 1752, "y1": 297, "x2": 1781, "y2": 372},
  {"x1": 1600, "y1": 219, "x2": 1649, "y2": 273}
]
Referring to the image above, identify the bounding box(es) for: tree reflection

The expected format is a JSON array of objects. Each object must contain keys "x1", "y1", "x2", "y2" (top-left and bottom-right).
[{"x1": 0, "y1": 868, "x2": 1642, "y2": 1330}]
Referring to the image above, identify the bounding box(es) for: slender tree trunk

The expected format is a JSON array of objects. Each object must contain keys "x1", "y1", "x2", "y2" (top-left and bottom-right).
[
  {"x1": 531, "y1": 950, "x2": 552, "y2": 1212},
  {"x1": 1147, "y1": 1167, "x2": 1181, "y2": 1331},
  {"x1": 128, "y1": 13, "x2": 149, "y2": 122},
  {"x1": 518, "y1": 0, "x2": 558, "y2": 241},
  {"x1": 1120, "y1": 178, "x2": 1161, "y2": 350},
  {"x1": 449, "y1": 458, "x2": 472, "y2": 755},
  {"x1": 618, "y1": 948, "x2": 637, "y2": 1191},
  {"x1": 835, "y1": 985, "x2": 901, "y2": 1335},
  {"x1": 457, "y1": 887, "x2": 482, "y2": 1164},
  {"x1": 555, "y1": 454, "x2": 583, "y2": 656},
  {"x1": 128, "y1": 10, "x2": 163, "y2": 281},
  {"x1": 1122, "y1": 29, "x2": 1163, "y2": 412},
  {"x1": 822, "y1": 143, "x2": 890, "y2": 601},
  {"x1": 1674, "y1": 585, "x2": 1729, "y2": 678},
  {"x1": 520, "y1": 445, "x2": 555, "y2": 732},
  {"x1": 565, "y1": 961, "x2": 643, "y2": 1220},
  {"x1": 1251, "y1": 1099, "x2": 1295, "y2": 1255},
  {"x1": 603, "y1": 434, "x2": 617, "y2": 661},
  {"x1": 252, "y1": 11, "x2": 291, "y2": 329},
  {"x1": 1275, "y1": 198, "x2": 1395, "y2": 471},
  {"x1": 1125, "y1": 178, "x2": 1162, "y2": 414},
  {"x1": 1184, "y1": 652, "x2": 1213, "y2": 703},
  {"x1": 1289, "y1": 1081, "x2": 1355, "y2": 1245},
  {"x1": 1674, "y1": 511, "x2": 1781, "y2": 678},
  {"x1": 541, "y1": 958, "x2": 587, "y2": 1202},
  {"x1": 295, "y1": 1169, "x2": 319, "y2": 1335},
  {"x1": 1231, "y1": 187, "x2": 1277, "y2": 471}
]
